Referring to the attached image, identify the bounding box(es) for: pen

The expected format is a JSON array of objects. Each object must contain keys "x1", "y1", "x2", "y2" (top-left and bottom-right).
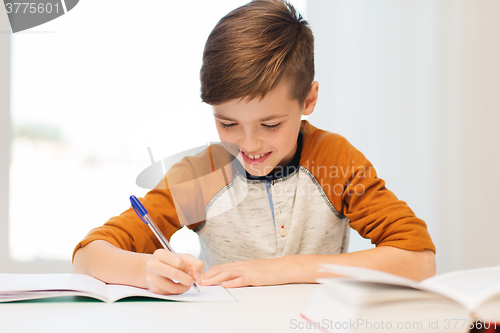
[{"x1": 130, "y1": 195, "x2": 201, "y2": 292}]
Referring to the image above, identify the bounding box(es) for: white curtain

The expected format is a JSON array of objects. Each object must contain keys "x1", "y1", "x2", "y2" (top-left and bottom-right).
[{"x1": 308, "y1": 0, "x2": 500, "y2": 273}]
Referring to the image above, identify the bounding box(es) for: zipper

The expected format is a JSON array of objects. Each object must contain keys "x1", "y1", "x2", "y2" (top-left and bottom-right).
[
  {"x1": 265, "y1": 180, "x2": 276, "y2": 232},
  {"x1": 265, "y1": 180, "x2": 279, "y2": 251}
]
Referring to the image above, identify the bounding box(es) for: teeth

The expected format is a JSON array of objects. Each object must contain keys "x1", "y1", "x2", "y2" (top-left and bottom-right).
[{"x1": 243, "y1": 152, "x2": 266, "y2": 159}]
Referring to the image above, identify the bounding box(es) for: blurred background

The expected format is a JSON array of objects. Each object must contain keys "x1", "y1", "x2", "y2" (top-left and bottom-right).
[{"x1": 0, "y1": 0, "x2": 499, "y2": 274}]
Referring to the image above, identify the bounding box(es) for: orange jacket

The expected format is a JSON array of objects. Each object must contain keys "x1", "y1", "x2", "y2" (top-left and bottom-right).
[{"x1": 73, "y1": 120, "x2": 435, "y2": 264}]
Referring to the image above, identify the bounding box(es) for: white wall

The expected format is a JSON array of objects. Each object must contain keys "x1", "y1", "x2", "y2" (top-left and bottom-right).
[
  {"x1": 308, "y1": 0, "x2": 500, "y2": 274},
  {"x1": 453, "y1": 0, "x2": 500, "y2": 270},
  {"x1": 0, "y1": 0, "x2": 10, "y2": 271}
]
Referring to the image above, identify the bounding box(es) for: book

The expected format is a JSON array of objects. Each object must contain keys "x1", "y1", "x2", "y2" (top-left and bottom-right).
[
  {"x1": 0, "y1": 273, "x2": 236, "y2": 303},
  {"x1": 301, "y1": 264, "x2": 500, "y2": 333}
]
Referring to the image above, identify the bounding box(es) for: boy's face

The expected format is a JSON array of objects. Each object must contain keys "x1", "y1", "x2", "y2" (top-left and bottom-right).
[{"x1": 212, "y1": 80, "x2": 318, "y2": 177}]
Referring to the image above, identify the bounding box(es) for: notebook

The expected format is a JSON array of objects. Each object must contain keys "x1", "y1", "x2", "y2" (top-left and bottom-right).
[{"x1": 0, "y1": 273, "x2": 236, "y2": 303}]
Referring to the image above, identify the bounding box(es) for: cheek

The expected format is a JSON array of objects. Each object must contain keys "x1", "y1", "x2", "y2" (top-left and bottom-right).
[{"x1": 273, "y1": 127, "x2": 296, "y2": 150}]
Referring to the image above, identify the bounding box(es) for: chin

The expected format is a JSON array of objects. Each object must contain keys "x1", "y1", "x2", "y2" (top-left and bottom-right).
[{"x1": 244, "y1": 164, "x2": 276, "y2": 177}]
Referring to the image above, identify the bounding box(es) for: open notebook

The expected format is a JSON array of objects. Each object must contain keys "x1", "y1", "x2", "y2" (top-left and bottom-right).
[{"x1": 0, "y1": 273, "x2": 236, "y2": 303}]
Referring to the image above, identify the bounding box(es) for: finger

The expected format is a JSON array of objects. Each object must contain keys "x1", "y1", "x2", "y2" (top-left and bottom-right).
[
  {"x1": 149, "y1": 275, "x2": 189, "y2": 295},
  {"x1": 188, "y1": 261, "x2": 205, "y2": 284},
  {"x1": 147, "y1": 257, "x2": 195, "y2": 287},
  {"x1": 153, "y1": 249, "x2": 190, "y2": 273},
  {"x1": 147, "y1": 274, "x2": 191, "y2": 295},
  {"x1": 200, "y1": 261, "x2": 244, "y2": 281},
  {"x1": 200, "y1": 265, "x2": 225, "y2": 281},
  {"x1": 221, "y1": 277, "x2": 248, "y2": 288},
  {"x1": 178, "y1": 254, "x2": 205, "y2": 275},
  {"x1": 176, "y1": 254, "x2": 204, "y2": 283},
  {"x1": 201, "y1": 270, "x2": 233, "y2": 286}
]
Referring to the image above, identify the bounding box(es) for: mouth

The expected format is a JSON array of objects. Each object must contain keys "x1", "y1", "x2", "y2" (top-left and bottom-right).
[{"x1": 240, "y1": 150, "x2": 272, "y2": 164}]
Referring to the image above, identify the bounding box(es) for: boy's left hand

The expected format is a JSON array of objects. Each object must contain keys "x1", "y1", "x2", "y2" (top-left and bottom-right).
[{"x1": 199, "y1": 257, "x2": 293, "y2": 288}]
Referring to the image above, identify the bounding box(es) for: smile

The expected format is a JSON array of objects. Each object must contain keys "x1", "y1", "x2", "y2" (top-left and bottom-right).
[
  {"x1": 242, "y1": 151, "x2": 271, "y2": 160},
  {"x1": 241, "y1": 151, "x2": 272, "y2": 164}
]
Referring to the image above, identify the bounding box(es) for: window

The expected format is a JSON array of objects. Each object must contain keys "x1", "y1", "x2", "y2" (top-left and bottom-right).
[{"x1": 1, "y1": 0, "x2": 308, "y2": 272}]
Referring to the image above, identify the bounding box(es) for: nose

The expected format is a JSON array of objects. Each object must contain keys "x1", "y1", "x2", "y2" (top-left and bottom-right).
[{"x1": 240, "y1": 128, "x2": 263, "y2": 153}]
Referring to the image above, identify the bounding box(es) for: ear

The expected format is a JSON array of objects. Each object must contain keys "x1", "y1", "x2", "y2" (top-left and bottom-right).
[{"x1": 303, "y1": 81, "x2": 319, "y2": 116}]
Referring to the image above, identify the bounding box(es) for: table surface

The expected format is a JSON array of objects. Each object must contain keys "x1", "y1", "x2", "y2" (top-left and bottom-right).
[{"x1": 0, "y1": 284, "x2": 318, "y2": 333}]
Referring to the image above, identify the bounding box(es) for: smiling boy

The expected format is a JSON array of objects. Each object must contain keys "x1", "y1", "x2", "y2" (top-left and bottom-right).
[
  {"x1": 213, "y1": 80, "x2": 310, "y2": 177},
  {"x1": 73, "y1": 0, "x2": 436, "y2": 295}
]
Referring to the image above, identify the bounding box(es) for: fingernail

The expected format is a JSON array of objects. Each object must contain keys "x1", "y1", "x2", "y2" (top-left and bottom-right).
[
  {"x1": 194, "y1": 272, "x2": 200, "y2": 281},
  {"x1": 201, "y1": 279, "x2": 209, "y2": 285},
  {"x1": 221, "y1": 282, "x2": 227, "y2": 287}
]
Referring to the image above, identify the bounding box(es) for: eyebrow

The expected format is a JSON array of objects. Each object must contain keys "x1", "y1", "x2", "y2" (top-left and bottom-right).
[{"x1": 213, "y1": 114, "x2": 287, "y2": 122}]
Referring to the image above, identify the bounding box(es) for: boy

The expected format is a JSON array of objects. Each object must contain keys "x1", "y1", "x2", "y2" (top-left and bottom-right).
[{"x1": 73, "y1": 0, "x2": 436, "y2": 295}]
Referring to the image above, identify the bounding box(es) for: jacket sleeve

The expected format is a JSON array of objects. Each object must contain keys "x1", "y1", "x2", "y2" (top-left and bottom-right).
[
  {"x1": 338, "y1": 139, "x2": 436, "y2": 253},
  {"x1": 72, "y1": 144, "x2": 231, "y2": 262},
  {"x1": 72, "y1": 182, "x2": 184, "y2": 262},
  {"x1": 300, "y1": 121, "x2": 436, "y2": 253},
  {"x1": 71, "y1": 155, "x2": 208, "y2": 262}
]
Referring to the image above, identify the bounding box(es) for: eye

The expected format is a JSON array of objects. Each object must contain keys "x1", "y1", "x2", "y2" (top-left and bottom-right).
[
  {"x1": 220, "y1": 122, "x2": 237, "y2": 129},
  {"x1": 262, "y1": 123, "x2": 281, "y2": 130}
]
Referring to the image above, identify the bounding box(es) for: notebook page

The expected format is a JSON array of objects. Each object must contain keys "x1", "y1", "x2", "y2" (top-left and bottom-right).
[
  {"x1": 0, "y1": 291, "x2": 92, "y2": 302},
  {"x1": 316, "y1": 278, "x2": 444, "y2": 305},
  {"x1": 420, "y1": 266, "x2": 500, "y2": 311},
  {"x1": 320, "y1": 264, "x2": 419, "y2": 288},
  {"x1": 0, "y1": 273, "x2": 108, "y2": 300},
  {"x1": 106, "y1": 284, "x2": 237, "y2": 303}
]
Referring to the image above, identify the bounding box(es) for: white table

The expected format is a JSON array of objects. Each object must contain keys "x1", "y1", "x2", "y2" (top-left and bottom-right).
[{"x1": 0, "y1": 284, "x2": 318, "y2": 333}]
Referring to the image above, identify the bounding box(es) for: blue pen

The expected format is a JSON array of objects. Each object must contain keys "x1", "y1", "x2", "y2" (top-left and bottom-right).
[{"x1": 130, "y1": 195, "x2": 201, "y2": 292}]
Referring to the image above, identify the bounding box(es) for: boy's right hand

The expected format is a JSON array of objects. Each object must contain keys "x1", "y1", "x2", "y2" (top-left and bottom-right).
[{"x1": 145, "y1": 249, "x2": 204, "y2": 295}]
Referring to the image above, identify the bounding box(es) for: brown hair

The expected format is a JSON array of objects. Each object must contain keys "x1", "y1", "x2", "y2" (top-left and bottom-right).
[{"x1": 200, "y1": 0, "x2": 314, "y2": 106}]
